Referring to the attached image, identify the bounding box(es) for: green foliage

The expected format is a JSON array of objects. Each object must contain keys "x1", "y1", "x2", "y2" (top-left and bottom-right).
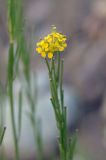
[
  {"x1": 0, "y1": 127, "x2": 6, "y2": 145},
  {"x1": 7, "y1": 0, "x2": 43, "y2": 159},
  {"x1": 0, "y1": 0, "x2": 78, "y2": 159},
  {"x1": 45, "y1": 54, "x2": 77, "y2": 160}
]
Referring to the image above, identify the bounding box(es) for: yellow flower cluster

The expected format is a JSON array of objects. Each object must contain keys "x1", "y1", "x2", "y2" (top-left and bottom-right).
[{"x1": 36, "y1": 28, "x2": 67, "y2": 59}]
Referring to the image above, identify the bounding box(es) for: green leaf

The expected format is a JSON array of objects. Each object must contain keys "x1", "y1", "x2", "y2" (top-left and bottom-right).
[
  {"x1": 67, "y1": 133, "x2": 77, "y2": 160},
  {"x1": 0, "y1": 127, "x2": 6, "y2": 145}
]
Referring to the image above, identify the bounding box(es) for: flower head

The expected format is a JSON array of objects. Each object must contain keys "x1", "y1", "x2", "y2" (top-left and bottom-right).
[{"x1": 36, "y1": 26, "x2": 67, "y2": 59}]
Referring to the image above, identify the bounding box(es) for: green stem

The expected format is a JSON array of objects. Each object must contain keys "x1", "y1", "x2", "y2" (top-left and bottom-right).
[
  {"x1": 8, "y1": 43, "x2": 19, "y2": 160},
  {"x1": 36, "y1": 120, "x2": 43, "y2": 160},
  {"x1": 0, "y1": 127, "x2": 6, "y2": 145},
  {"x1": 46, "y1": 55, "x2": 68, "y2": 160},
  {"x1": 26, "y1": 80, "x2": 43, "y2": 160},
  {"x1": 57, "y1": 53, "x2": 60, "y2": 83},
  {"x1": 60, "y1": 59, "x2": 64, "y2": 112},
  {"x1": 9, "y1": 82, "x2": 19, "y2": 160},
  {"x1": 29, "y1": 114, "x2": 43, "y2": 160}
]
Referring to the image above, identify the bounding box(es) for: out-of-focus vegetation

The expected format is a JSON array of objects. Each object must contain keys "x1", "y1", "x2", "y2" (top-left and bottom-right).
[{"x1": 0, "y1": 0, "x2": 106, "y2": 160}]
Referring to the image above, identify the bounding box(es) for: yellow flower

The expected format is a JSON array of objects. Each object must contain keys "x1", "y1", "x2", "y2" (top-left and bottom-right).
[
  {"x1": 48, "y1": 52, "x2": 53, "y2": 59},
  {"x1": 45, "y1": 48, "x2": 49, "y2": 52},
  {"x1": 36, "y1": 42, "x2": 40, "y2": 46},
  {"x1": 36, "y1": 26, "x2": 67, "y2": 59},
  {"x1": 59, "y1": 47, "x2": 64, "y2": 51},
  {"x1": 47, "y1": 37, "x2": 52, "y2": 43},
  {"x1": 36, "y1": 47, "x2": 42, "y2": 53},
  {"x1": 44, "y1": 43, "x2": 49, "y2": 48},
  {"x1": 41, "y1": 52, "x2": 46, "y2": 58},
  {"x1": 63, "y1": 43, "x2": 67, "y2": 48}
]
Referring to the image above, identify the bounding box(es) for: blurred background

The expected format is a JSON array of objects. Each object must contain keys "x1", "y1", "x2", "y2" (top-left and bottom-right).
[{"x1": 0, "y1": 0, "x2": 106, "y2": 159}]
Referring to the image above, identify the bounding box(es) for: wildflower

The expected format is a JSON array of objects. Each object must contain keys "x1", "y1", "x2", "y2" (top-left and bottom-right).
[
  {"x1": 36, "y1": 26, "x2": 67, "y2": 59},
  {"x1": 48, "y1": 52, "x2": 53, "y2": 59}
]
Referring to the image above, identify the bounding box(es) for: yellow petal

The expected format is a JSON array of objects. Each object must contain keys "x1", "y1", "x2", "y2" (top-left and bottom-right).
[
  {"x1": 44, "y1": 43, "x2": 49, "y2": 48},
  {"x1": 48, "y1": 52, "x2": 53, "y2": 59},
  {"x1": 47, "y1": 37, "x2": 52, "y2": 42},
  {"x1": 36, "y1": 47, "x2": 42, "y2": 53},
  {"x1": 36, "y1": 42, "x2": 40, "y2": 46},
  {"x1": 45, "y1": 48, "x2": 49, "y2": 51},
  {"x1": 59, "y1": 47, "x2": 64, "y2": 51},
  {"x1": 63, "y1": 43, "x2": 67, "y2": 48},
  {"x1": 41, "y1": 52, "x2": 46, "y2": 58},
  {"x1": 40, "y1": 40, "x2": 45, "y2": 45}
]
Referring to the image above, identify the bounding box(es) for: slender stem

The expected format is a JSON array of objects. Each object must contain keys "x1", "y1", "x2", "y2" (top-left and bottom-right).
[
  {"x1": 26, "y1": 80, "x2": 43, "y2": 160},
  {"x1": 17, "y1": 90, "x2": 23, "y2": 140},
  {"x1": 8, "y1": 82, "x2": 19, "y2": 160},
  {"x1": 0, "y1": 127, "x2": 6, "y2": 145},
  {"x1": 8, "y1": 0, "x2": 20, "y2": 158},
  {"x1": 36, "y1": 120, "x2": 43, "y2": 160},
  {"x1": 8, "y1": 43, "x2": 19, "y2": 160},
  {"x1": 57, "y1": 53, "x2": 60, "y2": 83},
  {"x1": 60, "y1": 59, "x2": 64, "y2": 112},
  {"x1": 46, "y1": 55, "x2": 68, "y2": 160},
  {"x1": 45, "y1": 58, "x2": 51, "y2": 75}
]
